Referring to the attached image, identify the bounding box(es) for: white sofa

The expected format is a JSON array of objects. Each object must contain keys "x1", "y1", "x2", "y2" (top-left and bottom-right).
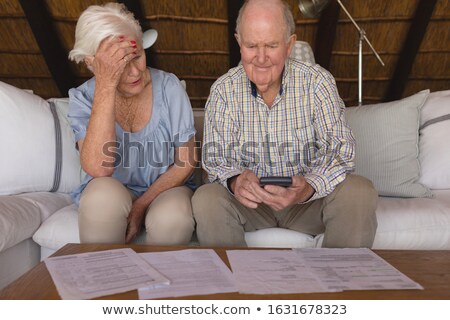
[{"x1": 1, "y1": 81, "x2": 450, "y2": 290}]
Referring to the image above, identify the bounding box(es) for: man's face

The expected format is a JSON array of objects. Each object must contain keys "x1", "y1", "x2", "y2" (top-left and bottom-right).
[{"x1": 237, "y1": 8, "x2": 295, "y2": 94}]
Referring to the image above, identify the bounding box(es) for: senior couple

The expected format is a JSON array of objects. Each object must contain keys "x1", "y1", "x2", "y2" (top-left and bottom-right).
[{"x1": 68, "y1": 0, "x2": 377, "y2": 248}]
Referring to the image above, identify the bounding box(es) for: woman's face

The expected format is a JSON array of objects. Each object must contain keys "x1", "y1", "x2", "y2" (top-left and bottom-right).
[{"x1": 116, "y1": 35, "x2": 148, "y2": 97}]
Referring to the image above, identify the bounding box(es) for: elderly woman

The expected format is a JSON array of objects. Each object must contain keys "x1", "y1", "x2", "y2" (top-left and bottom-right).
[{"x1": 67, "y1": 3, "x2": 196, "y2": 245}]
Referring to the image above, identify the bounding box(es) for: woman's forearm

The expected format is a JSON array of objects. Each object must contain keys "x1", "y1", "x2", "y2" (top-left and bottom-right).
[
  {"x1": 134, "y1": 138, "x2": 197, "y2": 208},
  {"x1": 80, "y1": 86, "x2": 117, "y2": 177}
]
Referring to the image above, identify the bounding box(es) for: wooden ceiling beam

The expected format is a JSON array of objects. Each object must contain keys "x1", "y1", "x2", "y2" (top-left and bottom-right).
[
  {"x1": 18, "y1": 0, "x2": 77, "y2": 97},
  {"x1": 314, "y1": 1, "x2": 340, "y2": 70},
  {"x1": 383, "y1": 0, "x2": 438, "y2": 102},
  {"x1": 227, "y1": 0, "x2": 244, "y2": 68},
  {"x1": 118, "y1": 0, "x2": 145, "y2": 22}
]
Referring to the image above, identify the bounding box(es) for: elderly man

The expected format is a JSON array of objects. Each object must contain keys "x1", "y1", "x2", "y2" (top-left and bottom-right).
[{"x1": 192, "y1": 0, "x2": 378, "y2": 248}]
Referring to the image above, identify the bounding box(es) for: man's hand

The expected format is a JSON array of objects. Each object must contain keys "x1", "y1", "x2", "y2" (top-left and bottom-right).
[
  {"x1": 229, "y1": 170, "x2": 263, "y2": 208},
  {"x1": 253, "y1": 176, "x2": 315, "y2": 211},
  {"x1": 125, "y1": 201, "x2": 146, "y2": 243}
]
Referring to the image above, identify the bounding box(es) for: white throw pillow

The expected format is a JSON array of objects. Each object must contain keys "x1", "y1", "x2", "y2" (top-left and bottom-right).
[
  {"x1": 32, "y1": 204, "x2": 80, "y2": 250},
  {"x1": 0, "y1": 82, "x2": 82, "y2": 195},
  {"x1": 345, "y1": 90, "x2": 432, "y2": 198},
  {"x1": 419, "y1": 90, "x2": 450, "y2": 189}
]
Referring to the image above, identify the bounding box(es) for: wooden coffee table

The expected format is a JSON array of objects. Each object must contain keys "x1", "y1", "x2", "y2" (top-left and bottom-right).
[{"x1": 1, "y1": 244, "x2": 450, "y2": 299}]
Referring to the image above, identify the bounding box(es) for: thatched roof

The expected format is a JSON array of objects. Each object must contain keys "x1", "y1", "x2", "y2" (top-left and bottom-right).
[{"x1": 1, "y1": 0, "x2": 449, "y2": 107}]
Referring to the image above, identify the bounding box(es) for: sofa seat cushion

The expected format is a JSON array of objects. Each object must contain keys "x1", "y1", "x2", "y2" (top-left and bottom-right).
[
  {"x1": 33, "y1": 190, "x2": 450, "y2": 252},
  {"x1": 245, "y1": 228, "x2": 316, "y2": 248},
  {"x1": 0, "y1": 195, "x2": 41, "y2": 252},
  {"x1": 34, "y1": 204, "x2": 317, "y2": 255},
  {"x1": 0, "y1": 192, "x2": 73, "y2": 253},
  {"x1": 0, "y1": 238, "x2": 40, "y2": 289},
  {"x1": 373, "y1": 189, "x2": 450, "y2": 249},
  {"x1": 33, "y1": 204, "x2": 147, "y2": 259}
]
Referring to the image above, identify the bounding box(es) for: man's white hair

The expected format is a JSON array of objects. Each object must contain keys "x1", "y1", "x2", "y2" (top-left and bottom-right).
[
  {"x1": 235, "y1": 0, "x2": 295, "y2": 42},
  {"x1": 68, "y1": 2, "x2": 142, "y2": 63}
]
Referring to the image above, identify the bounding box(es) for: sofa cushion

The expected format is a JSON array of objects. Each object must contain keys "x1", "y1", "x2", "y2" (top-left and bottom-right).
[
  {"x1": 32, "y1": 204, "x2": 80, "y2": 251},
  {"x1": 0, "y1": 238, "x2": 40, "y2": 289},
  {"x1": 0, "y1": 82, "x2": 82, "y2": 195},
  {"x1": 345, "y1": 90, "x2": 432, "y2": 198},
  {"x1": 0, "y1": 195, "x2": 41, "y2": 252},
  {"x1": 245, "y1": 228, "x2": 316, "y2": 248},
  {"x1": 419, "y1": 90, "x2": 450, "y2": 189},
  {"x1": 17, "y1": 192, "x2": 72, "y2": 222},
  {"x1": 372, "y1": 190, "x2": 450, "y2": 249},
  {"x1": 34, "y1": 203, "x2": 318, "y2": 251},
  {"x1": 0, "y1": 192, "x2": 72, "y2": 253},
  {"x1": 33, "y1": 204, "x2": 146, "y2": 254}
]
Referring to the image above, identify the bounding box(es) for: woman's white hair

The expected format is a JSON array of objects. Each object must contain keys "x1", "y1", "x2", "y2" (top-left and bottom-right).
[{"x1": 68, "y1": 2, "x2": 142, "y2": 63}]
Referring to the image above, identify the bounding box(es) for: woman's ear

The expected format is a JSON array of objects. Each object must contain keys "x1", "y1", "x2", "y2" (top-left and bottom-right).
[{"x1": 84, "y1": 55, "x2": 95, "y2": 72}]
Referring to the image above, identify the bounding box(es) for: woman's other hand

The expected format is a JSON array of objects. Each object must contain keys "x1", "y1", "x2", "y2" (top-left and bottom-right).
[{"x1": 125, "y1": 200, "x2": 146, "y2": 243}]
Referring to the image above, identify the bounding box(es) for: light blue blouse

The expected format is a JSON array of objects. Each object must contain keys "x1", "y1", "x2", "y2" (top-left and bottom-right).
[{"x1": 68, "y1": 68, "x2": 196, "y2": 205}]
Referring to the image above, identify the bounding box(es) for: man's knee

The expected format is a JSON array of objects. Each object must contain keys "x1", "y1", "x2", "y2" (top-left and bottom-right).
[
  {"x1": 192, "y1": 183, "x2": 230, "y2": 218},
  {"x1": 323, "y1": 174, "x2": 378, "y2": 247},
  {"x1": 337, "y1": 174, "x2": 378, "y2": 210}
]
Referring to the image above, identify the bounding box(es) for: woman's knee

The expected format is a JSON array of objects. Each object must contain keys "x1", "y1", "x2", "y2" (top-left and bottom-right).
[
  {"x1": 145, "y1": 187, "x2": 195, "y2": 245},
  {"x1": 79, "y1": 177, "x2": 132, "y2": 221}
]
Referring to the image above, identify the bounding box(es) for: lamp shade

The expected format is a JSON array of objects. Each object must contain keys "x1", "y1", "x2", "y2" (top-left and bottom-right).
[
  {"x1": 298, "y1": 0, "x2": 330, "y2": 18},
  {"x1": 142, "y1": 29, "x2": 158, "y2": 49},
  {"x1": 290, "y1": 41, "x2": 315, "y2": 64}
]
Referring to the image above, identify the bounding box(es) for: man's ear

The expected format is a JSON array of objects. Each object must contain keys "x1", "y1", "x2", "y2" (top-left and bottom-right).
[
  {"x1": 234, "y1": 33, "x2": 241, "y2": 47},
  {"x1": 286, "y1": 34, "x2": 297, "y2": 57}
]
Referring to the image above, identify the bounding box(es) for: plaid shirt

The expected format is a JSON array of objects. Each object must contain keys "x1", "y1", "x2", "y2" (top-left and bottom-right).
[{"x1": 202, "y1": 59, "x2": 355, "y2": 201}]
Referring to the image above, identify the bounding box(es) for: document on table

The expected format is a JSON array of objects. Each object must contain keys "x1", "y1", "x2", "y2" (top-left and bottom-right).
[
  {"x1": 45, "y1": 248, "x2": 170, "y2": 299},
  {"x1": 226, "y1": 250, "x2": 329, "y2": 294},
  {"x1": 138, "y1": 249, "x2": 237, "y2": 299},
  {"x1": 227, "y1": 248, "x2": 423, "y2": 295},
  {"x1": 294, "y1": 248, "x2": 424, "y2": 291}
]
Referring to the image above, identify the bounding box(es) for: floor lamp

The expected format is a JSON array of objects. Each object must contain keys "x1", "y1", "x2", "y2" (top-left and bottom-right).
[{"x1": 298, "y1": 0, "x2": 385, "y2": 106}]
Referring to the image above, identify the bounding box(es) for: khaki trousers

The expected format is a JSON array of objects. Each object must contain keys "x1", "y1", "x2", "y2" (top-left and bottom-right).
[
  {"x1": 192, "y1": 174, "x2": 378, "y2": 248},
  {"x1": 78, "y1": 177, "x2": 195, "y2": 245}
]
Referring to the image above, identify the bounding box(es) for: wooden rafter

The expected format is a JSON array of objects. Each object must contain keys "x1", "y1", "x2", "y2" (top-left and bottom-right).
[
  {"x1": 384, "y1": 0, "x2": 438, "y2": 102},
  {"x1": 227, "y1": 0, "x2": 244, "y2": 68},
  {"x1": 314, "y1": 0, "x2": 340, "y2": 70},
  {"x1": 18, "y1": 0, "x2": 77, "y2": 96},
  {"x1": 118, "y1": 0, "x2": 145, "y2": 21}
]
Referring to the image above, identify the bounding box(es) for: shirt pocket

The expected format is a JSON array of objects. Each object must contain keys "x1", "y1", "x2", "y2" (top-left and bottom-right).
[{"x1": 282, "y1": 125, "x2": 316, "y2": 172}]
